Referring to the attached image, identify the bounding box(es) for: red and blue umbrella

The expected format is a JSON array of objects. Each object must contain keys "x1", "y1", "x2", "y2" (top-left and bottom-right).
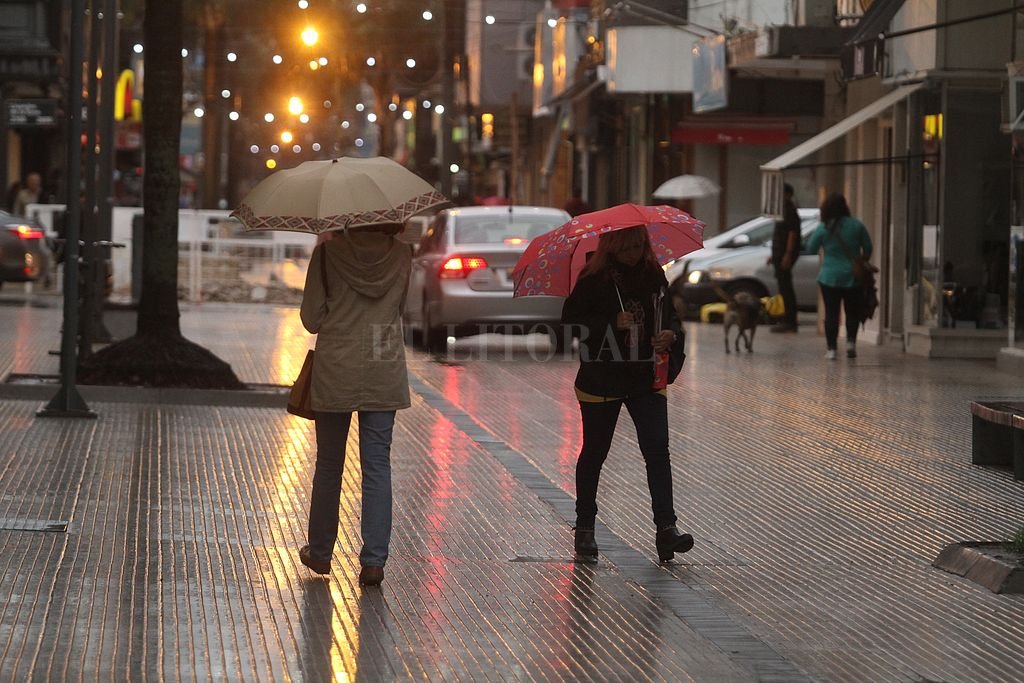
[{"x1": 512, "y1": 203, "x2": 705, "y2": 297}]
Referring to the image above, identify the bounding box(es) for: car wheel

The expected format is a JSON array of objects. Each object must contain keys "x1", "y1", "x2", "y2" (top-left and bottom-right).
[
  {"x1": 408, "y1": 323, "x2": 424, "y2": 348},
  {"x1": 422, "y1": 307, "x2": 447, "y2": 353}
]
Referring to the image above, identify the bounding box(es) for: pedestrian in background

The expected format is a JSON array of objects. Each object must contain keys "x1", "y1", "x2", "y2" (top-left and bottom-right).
[
  {"x1": 13, "y1": 172, "x2": 41, "y2": 216},
  {"x1": 768, "y1": 183, "x2": 801, "y2": 333},
  {"x1": 298, "y1": 226, "x2": 413, "y2": 586},
  {"x1": 805, "y1": 192, "x2": 873, "y2": 359},
  {"x1": 561, "y1": 226, "x2": 694, "y2": 564}
]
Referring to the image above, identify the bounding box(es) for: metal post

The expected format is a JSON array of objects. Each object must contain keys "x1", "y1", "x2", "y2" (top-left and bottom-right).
[
  {"x1": 78, "y1": 0, "x2": 102, "y2": 359},
  {"x1": 92, "y1": 0, "x2": 118, "y2": 343},
  {"x1": 39, "y1": 0, "x2": 96, "y2": 418},
  {"x1": 439, "y1": 0, "x2": 454, "y2": 199}
]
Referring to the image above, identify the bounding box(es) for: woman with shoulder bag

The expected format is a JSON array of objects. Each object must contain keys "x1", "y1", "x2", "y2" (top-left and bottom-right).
[
  {"x1": 805, "y1": 192, "x2": 874, "y2": 360},
  {"x1": 560, "y1": 226, "x2": 693, "y2": 565},
  {"x1": 297, "y1": 226, "x2": 413, "y2": 586}
]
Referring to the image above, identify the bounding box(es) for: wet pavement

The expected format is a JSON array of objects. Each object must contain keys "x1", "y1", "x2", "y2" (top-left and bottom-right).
[{"x1": 1, "y1": 290, "x2": 1023, "y2": 682}]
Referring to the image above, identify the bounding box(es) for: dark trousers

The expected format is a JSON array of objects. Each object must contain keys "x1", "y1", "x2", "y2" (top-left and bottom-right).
[
  {"x1": 819, "y1": 283, "x2": 864, "y2": 349},
  {"x1": 774, "y1": 265, "x2": 797, "y2": 326},
  {"x1": 575, "y1": 392, "x2": 677, "y2": 530},
  {"x1": 308, "y1": 411, "x2": 395, "y2": 567}
]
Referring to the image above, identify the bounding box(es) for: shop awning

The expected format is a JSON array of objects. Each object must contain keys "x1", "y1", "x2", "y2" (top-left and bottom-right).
[
  {"x1": 761, "y1": 82, "x2": 923, "y2": 172},
  {"x1": 759, "y1": 81, "x2": 924, "y2": 217},
  {"x1": 672, "y1": 123, "x2": 792, "y2": 146}
]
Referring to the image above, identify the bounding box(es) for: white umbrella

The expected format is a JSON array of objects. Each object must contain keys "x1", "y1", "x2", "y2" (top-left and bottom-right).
[
  {"x1": 652, "y1": 174, "x2": 721, "y2": 200},
  {"x1": 231, "y1": 156, "x2": 448, "y2": 233}
]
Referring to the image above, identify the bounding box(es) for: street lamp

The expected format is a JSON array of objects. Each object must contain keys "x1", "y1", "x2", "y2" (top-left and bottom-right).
[{"x1": 301, "y1": 27, "x2": 319, "y2": 46}]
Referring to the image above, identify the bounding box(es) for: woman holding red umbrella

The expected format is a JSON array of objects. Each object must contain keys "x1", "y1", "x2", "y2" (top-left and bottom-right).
[{"x1": 561, "y1": 226, "x2": 694, "y2": 564}]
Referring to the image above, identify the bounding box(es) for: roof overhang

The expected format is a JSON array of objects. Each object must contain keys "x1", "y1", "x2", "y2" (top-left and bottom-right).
[{"x1": 759, "y1": 81, "x2": 924, "y2": 217}]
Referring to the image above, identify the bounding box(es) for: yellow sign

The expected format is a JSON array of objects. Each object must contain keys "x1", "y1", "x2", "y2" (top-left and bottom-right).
[{"x1": 115, "y1": 69, "x2": 141, "y2": 121}]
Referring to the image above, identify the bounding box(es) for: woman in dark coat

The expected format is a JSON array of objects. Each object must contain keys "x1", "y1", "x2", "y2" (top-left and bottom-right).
[{"x1": 561, "y1": 226, "x2": 694, "y2": 563}]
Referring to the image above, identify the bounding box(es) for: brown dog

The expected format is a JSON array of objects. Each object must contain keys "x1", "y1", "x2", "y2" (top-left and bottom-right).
[{"x1": 714, "y1": 286, "x2": 762, "y2": 353}]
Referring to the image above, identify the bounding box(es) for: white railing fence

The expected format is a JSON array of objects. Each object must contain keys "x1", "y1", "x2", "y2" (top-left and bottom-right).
[{"x1": 26, "y1": 204, "x2": 316, "y2": 305}]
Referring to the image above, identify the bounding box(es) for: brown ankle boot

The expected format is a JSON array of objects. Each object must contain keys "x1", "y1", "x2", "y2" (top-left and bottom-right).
[{"x1": 358, "y1": 565, "x2": 385, "y2": 586}]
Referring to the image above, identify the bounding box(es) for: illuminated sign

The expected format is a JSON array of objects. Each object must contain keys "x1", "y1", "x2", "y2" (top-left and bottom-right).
[{"x1": 115, "y1": 69, "x2": 141, "y2": 121}]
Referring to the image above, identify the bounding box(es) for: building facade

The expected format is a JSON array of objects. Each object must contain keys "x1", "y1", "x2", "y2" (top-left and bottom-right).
[{"x1": 0, "y1": 0, "x2": 63, "y2": 210}]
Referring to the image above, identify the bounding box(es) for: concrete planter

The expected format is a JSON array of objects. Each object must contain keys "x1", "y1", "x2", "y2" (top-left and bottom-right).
[{"x1": 933, "y1": 542, "x2": 1024, "y2": 594}]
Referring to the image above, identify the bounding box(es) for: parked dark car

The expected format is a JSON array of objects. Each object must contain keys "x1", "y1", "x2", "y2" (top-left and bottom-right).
[{"x1": 0, "y1": 211, "x2": 51, "y2": 289}]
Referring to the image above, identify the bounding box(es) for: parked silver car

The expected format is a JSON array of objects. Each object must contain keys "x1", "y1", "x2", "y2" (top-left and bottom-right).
[
  {"x1": 0, "y1": 211, "x2": 51, "y2": 290},
  {"x1": 664, "y1": 209, "x2": 819, "y2": 288},
  {"x1": 404, "y1": 205, "x2": 571, "y2": 350},
  {"x1": 672, "y1": 211, "x2": 821, "y2": 317}
]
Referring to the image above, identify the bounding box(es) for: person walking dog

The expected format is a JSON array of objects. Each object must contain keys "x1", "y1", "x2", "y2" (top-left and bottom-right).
[
  {"x1": 298, "y1": 226, "x2": 412, "y2": 586},
  {"x1": 561, "y1": 226, "x2": 694, "y2": 564}
]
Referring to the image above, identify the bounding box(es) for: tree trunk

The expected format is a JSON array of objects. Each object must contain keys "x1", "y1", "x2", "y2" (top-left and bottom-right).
[
  {"x1": 138, "y1": 0, "x2": 184, "y2": 337},
  {"x1": 78, "y1": 0, "x2": 243, "y2": 389}
]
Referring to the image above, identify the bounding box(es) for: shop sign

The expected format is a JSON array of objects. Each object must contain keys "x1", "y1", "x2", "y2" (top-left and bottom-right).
[
  {"x1": 115, "y1": 121, "x2": 142, "y2": 150},
  {"x1": 6, "y1": 99, "x2": 57, "y2": 127},
  {"x1": 693, "y1": 35, "x2": 727, "y2": 113},
  {"x1": 0, "y1": 54, "x2": 58, "y2": 81}
]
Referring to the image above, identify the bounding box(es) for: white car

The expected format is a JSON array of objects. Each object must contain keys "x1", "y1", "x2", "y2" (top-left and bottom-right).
[
  {"x1": 672, "y1": 211, "x2": 822, "y2": 317},
  {"x1": 664, "y1": 209, "x2": 819, "y2": 287},
  {"x1": 404, "y1": 205, "x2": 571, "y2": 350}
]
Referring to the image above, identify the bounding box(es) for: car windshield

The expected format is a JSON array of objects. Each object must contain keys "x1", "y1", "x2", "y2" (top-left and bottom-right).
[
  {"x1": 765, "y1": 217, "x2": 823, "y2": 248},
  {"x1": 740, "y1": 220, "x2": 776, "y2": 246},
  {"x1": 454, "y1": 216, "x2": 563, "y2": 245}
]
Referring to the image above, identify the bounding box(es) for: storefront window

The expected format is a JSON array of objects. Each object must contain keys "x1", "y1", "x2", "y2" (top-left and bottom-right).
[
  {"x1": 914, "y1": 90, "x2": 943, "y2": 326},
  {"x1": 1011, "y1": 132, "x2": 1024, "y2": 348},
  {"x1": 939, "y1": 88, "x2": 1010, "y2": 330}
]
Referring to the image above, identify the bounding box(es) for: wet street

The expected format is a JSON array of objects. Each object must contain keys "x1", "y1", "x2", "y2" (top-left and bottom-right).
[{"x1": 1, "y1": 293, "x2": 1023, "y2": 681}]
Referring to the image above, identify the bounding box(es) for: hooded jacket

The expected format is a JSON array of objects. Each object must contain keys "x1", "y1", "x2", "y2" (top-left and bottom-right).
[{"x1": 300, "y1": 231, "x2": 413, "y2": 412}]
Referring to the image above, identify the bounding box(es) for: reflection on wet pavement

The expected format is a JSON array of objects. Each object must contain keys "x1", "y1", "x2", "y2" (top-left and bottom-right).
[{"x1": 1, "y1": 299, "x2": 1023, "y2": 681}]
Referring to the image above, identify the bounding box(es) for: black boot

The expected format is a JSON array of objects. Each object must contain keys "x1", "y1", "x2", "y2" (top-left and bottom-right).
[
  {"x1": 574, "y1": 527, "x2": 598, "y2": 563},
  {"x1": 656, "y1": 526, "x2": 694, "y2": 563}
]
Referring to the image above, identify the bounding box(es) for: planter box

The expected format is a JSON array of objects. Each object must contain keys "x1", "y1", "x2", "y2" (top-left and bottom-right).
[{"x1": 933, "y1": 542, "x2": 1024, "y2": 594}]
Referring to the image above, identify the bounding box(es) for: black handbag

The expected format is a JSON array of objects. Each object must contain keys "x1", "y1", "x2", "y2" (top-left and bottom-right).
[{"x1": 287, "y1": 246, "x2": 328, "y2": 420}]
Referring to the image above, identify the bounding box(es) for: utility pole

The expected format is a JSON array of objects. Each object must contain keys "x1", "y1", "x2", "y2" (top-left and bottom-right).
[
  {"x1": 40, "y1": 0, "x2": 95, "y2": 418},
  {"x1": 79, "y1": 0, "x2": 103, "y2": 360},
  {"x1": 439, "y1": 0, "x2": 455, "y2": 198},
  {"x1": 94, "y1": 0, "x2": 118, "y2": 339}
]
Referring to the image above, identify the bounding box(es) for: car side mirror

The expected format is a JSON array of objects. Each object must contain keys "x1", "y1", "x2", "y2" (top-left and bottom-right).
[{"x1": 732, "y1": 234, "x2": 750, "y2": 247}]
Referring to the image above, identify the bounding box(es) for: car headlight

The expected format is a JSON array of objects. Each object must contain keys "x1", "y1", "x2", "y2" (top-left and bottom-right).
[{"x1": 686, "y1": 269, "x2": 706, "y2": 284}]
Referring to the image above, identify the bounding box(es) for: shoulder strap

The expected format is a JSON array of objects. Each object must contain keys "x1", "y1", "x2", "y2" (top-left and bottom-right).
[{"x1": 829, "y1": 220, "x2": 857, "y2": 261}]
